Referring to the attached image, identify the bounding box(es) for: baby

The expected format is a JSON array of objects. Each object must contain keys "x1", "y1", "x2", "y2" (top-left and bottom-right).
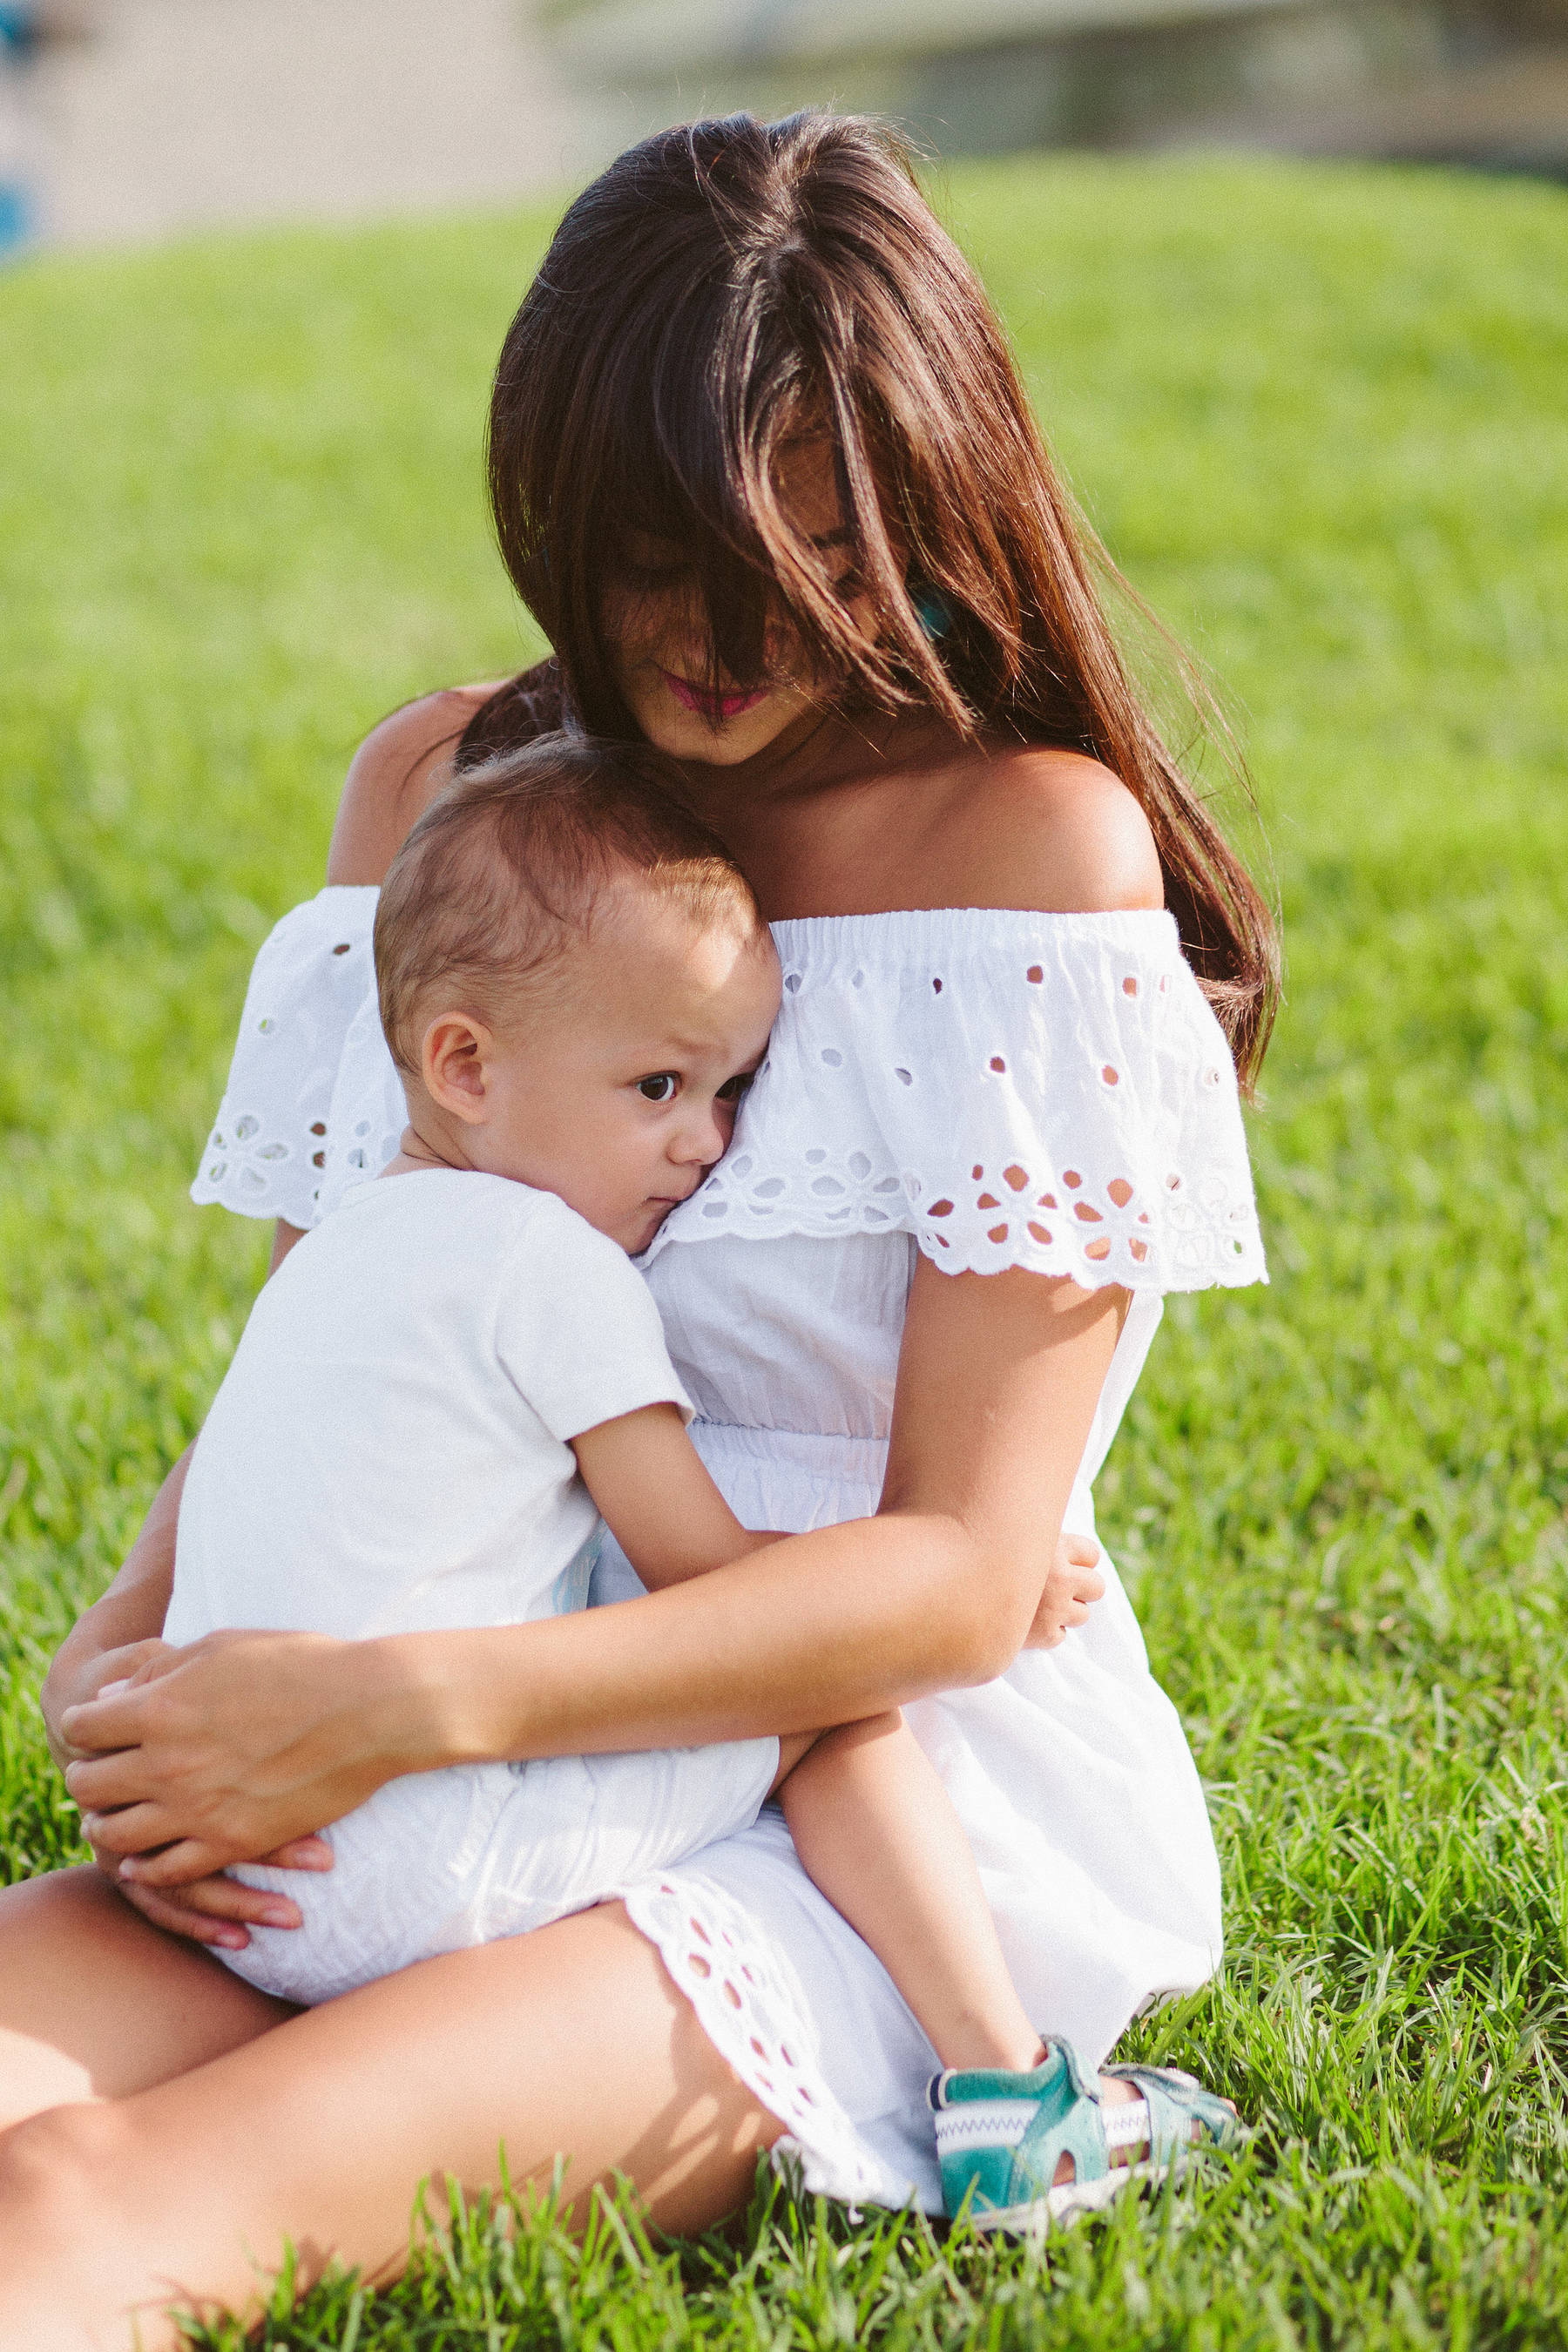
[{"x1": 166, "y1": 734, "x2": 1051, "y2": 2132}]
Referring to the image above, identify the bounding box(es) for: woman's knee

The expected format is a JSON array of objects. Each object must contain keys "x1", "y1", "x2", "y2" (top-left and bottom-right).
[
  {"x1": 0, "y1": 2099, "x2": 132, "y2": 2236},
  {"x1": 0, "y1": 1862, "x2": 117, "y2": 1931},
  {"x1": 0, "y1": 2105, "x2": 170, "y2": 2348}
]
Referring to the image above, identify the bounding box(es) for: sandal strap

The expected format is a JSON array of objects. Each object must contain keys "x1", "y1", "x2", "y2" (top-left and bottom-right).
[
  {"x1": 931, "y1": 2041, "x2": 1240, "y2": 2225},
  {"x1": 1013, "y1": 2074, "x2": 1112, "y2": 2193},
  {"x1": 931, "y1": 2037, "x2": 1118, "y2": 2206},
  {"x1": 1100, "y1": 2062, "x2": 1242, "y2": 2162}
]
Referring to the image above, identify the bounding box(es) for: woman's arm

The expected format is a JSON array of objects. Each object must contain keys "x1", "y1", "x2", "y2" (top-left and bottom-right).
[
  {"x1": 63, "y1": 1260, "x2": 1125, "y2": 1883},
  {"x1": 39, "y1": 1450, "x2": 189, "y2": 1769},
  {"x1": 42, "y1": 1209, "x2": 306, "y2": 1756},
  {"x1": 39, "y1": 1219, "x2": 327, "y2": 1946},
  {"x1": 461, "y1": 1261, "x2": 1125, "y2": 1742}
]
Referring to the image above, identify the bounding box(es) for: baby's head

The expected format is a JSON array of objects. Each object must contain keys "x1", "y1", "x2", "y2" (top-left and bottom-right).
[{"x1": 375, "y1": 735, "x2": 780, "y2": 1254}]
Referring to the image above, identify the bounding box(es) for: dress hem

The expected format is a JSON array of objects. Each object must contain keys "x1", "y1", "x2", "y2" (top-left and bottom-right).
[{"x1": 618, "y1": 1871, "x2": 918, "y2": 2211}]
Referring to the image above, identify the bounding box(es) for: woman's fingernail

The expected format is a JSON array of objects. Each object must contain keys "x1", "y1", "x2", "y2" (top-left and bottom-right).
[{"x1": 260, "y1": 1906, "x2": 295, "y2": 1929}]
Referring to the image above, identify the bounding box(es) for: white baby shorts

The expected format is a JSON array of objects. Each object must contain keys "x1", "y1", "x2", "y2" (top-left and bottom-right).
[{"x1": 219, "y1": 1734, "x2": 780, "y2": 2006}]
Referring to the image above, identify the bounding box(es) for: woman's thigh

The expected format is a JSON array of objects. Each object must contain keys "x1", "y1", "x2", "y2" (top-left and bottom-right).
[
  {"x1": 0, "y1": 1867, "x2": 289, "y2": 2129},
  {"x1": 0, "y1": 1899, "x2": 782, "y2": 2351}
]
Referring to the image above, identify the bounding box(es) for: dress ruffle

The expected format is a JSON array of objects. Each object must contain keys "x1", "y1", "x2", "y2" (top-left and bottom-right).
[
  {"x1": 191, "y1": 887, "x2": 387, "y2": 1229},
  {"x1": 193, "y1": 897, "x2": 1265, "y2": 1301},
  {"x1": 643, "y1": 910, "x2": 1265, "y2": 1292}
]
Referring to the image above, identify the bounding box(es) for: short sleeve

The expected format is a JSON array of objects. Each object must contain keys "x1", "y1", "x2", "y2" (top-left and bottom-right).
[
  {"x1": 645, "y1": 909, "x2": 1266, "y2": 1293},
  {"x1": 191, "y1": 887, "x2": 381, "y2": 1228},
  {"x1": 495, "y1": 1194, "x2": 696, "y2": 1441}
]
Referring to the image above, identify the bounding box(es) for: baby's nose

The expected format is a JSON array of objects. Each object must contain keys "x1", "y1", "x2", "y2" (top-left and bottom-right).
[{"x1": 672, "y1": 1104, "x2": 727, "y2": 1163}]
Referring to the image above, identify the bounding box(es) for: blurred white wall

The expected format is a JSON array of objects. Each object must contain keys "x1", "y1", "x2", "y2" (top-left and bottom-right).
[
  {"x1": 24, "y1": 0, "x2": 616, "y2": 248},
  {"x1": 9, "y1": 0, "x2": 1564, "y2": 257}
]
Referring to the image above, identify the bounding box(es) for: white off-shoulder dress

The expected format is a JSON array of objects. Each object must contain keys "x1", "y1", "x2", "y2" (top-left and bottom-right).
[{"x1": 193, "y1": 894, "x2": 1266, "y2": 2211}]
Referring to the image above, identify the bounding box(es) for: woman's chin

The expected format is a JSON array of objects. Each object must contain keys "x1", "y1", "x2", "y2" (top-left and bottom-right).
[{"x1": 632, "y1": 685, "x2": 812, "y2": 768}]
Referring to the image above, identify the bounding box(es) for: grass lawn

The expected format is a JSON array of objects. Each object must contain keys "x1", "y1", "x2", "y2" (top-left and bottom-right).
[{"x1": 2, "y1": 148, "x2": 1567, "y2": 2345}]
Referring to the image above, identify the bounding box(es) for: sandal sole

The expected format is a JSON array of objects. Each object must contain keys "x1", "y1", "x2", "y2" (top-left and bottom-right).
[{"x1": 967, "y1": 2158, "x2": 1172, "y2": 2238}]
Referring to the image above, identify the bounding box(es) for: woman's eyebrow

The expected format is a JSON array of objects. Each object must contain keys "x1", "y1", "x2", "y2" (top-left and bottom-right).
[{"x1": 808, "y1": 528, "x2": 854, "y2": 549}]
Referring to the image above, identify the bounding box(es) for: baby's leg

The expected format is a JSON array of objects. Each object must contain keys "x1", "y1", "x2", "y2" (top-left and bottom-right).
[{"x1": 773, "y1": 1716, "x2": 1041, "y2": 2073}]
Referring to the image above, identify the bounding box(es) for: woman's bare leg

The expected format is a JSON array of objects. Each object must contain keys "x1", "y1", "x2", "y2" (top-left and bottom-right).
[
  {"x1": 0, "y1": 1899, "x2": 781, "y2": 2352},
  {"x1": 0, "y1": 1869, "x2": 289, "y2": 2131}
]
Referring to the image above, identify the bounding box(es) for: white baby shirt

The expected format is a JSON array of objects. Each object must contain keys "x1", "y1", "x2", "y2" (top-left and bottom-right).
[{"x1": 167, "y1": 1169, "x2": 694, "y2": 1646}]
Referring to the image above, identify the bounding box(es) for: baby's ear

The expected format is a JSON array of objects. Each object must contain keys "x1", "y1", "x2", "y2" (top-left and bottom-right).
[{"x1": 421, "y1": 1011, "x2": 492, "y2": 1123}]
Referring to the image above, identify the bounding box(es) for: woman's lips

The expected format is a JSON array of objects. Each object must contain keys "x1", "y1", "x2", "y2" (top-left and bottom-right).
[{"x1": 659, "y1": 668, "x2": 770, "y2": 724}]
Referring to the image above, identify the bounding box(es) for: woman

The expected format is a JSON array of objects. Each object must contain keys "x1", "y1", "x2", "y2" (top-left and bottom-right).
[{"x1": 0, "y1": 112, "x2": 1272, "y2": 2343}]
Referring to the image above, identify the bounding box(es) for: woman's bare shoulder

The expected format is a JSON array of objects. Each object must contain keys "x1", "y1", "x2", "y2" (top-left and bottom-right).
[
  {"x1": 923, "y1": 743, "x2": 1164, "y2": 915},
  {"x1": 326, "y1": 685, "x2": 508, "y2": 886}
]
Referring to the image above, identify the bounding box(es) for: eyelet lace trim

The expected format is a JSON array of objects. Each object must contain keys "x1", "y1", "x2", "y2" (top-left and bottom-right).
[
  {"x1": 191, "y1": 889, "x2": 389, "y2": 1231},
  {"x1": 641, "y1": 910, "x2": 1265, "y2": 1292},
  {"x1": 620, "y1": 1870, "x2": 903, "y2": 2207},
  {"x1": 197, "y1": 1109, "x2": 300, "y2": 1204},
  {"x1": 193, "y1": 900, "x2": 1264, "y2": 1301}
]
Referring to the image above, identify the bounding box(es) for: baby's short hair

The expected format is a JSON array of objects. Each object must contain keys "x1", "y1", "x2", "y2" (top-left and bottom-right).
[{"x1": 375, "y1": 733, "x2": 764, "y2": 1077}]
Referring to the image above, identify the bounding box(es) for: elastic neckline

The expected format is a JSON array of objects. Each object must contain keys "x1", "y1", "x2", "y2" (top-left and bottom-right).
[{"x1": 768, "y1": 905, "x2": 1179, "y2": 954}]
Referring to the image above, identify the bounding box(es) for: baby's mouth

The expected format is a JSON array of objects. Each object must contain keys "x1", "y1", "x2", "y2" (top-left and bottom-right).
[
  {"x1": 649, "y1": 1184, "x2": 698, "y2": 1212},
  {"x1": 659, "y1": 668, "x2": 770, "y2": 725}
]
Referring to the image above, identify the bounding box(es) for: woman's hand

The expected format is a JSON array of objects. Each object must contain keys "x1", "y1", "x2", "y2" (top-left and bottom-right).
[
  {"x1": 1024, "y1": 1533, "x2": 1105, "y2": 1649},
  {"x1": 70, "y1": 1651, "x2": 336, "y2": 1946},
  {"x1": 49, "y1": 1638, "x2": 177, "y2": 1771},
  {"x1": 42, "y1": 1250, "x2": 348, "y2": 1947},
  {"x1": 59, "y1": 1625, "x2": 423, "y2": 1889}
]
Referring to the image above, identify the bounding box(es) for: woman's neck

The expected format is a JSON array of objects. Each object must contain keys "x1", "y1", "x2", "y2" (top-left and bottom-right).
[
  {"x1": 676, "y1": 703, "x2": 948, "y2": 817},
  {"x1": 669, "y1": 705, "x2": 1001, "y2": 923}
]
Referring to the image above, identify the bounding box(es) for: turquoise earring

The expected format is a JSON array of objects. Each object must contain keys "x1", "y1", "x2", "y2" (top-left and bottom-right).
[{"x1": 911, "y1": 583, "x2": 954, "y2": 643}]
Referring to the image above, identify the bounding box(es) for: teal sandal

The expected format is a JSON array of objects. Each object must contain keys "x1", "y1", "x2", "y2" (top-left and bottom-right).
[{"x1": 929, "y1": 2035, "x2": 1242, "y2": 2234}]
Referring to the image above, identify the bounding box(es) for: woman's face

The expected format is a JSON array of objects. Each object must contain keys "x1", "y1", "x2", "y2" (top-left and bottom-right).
[{"x1": 606, "y1": 442, "x2": 877, "y2": 769}]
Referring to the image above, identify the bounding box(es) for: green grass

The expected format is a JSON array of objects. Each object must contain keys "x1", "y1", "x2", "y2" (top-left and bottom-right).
[{"x1": 3, "y1": 150, "x2": 1567, "y2": 2343}]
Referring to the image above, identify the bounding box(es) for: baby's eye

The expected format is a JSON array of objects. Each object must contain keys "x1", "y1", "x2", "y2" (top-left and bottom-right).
[
  {"x1": 715, "y1": 1072, "x2": 755, "y2": 1105},
  {"x1": 637, "y1": 1073, "x2": 679, "y2": 1103}
]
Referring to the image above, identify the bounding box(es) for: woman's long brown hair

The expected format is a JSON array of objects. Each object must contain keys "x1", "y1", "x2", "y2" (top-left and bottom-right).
[{"x1": 476, "y1": 109, "x2": 1278, "y2": 1084}]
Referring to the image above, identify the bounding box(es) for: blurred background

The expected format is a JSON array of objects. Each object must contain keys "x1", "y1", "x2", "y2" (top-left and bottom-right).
[{"x1": 3, "y1": 0, "x2": 1567, "y2": 258}]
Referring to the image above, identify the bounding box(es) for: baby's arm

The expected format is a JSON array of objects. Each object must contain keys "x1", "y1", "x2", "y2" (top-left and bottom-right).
[{"x1": 571, "y1": 1404, "x2": 786, "y2": 1591}]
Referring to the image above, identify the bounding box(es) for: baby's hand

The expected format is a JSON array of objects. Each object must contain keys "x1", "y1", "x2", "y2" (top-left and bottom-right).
[
  {"x1": 1024, "y1": 1533, "x2": 1105, "y2": 1650},
  {"x1": 105, "y1": 1842, "x2": 335, "y2": 1954}
]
